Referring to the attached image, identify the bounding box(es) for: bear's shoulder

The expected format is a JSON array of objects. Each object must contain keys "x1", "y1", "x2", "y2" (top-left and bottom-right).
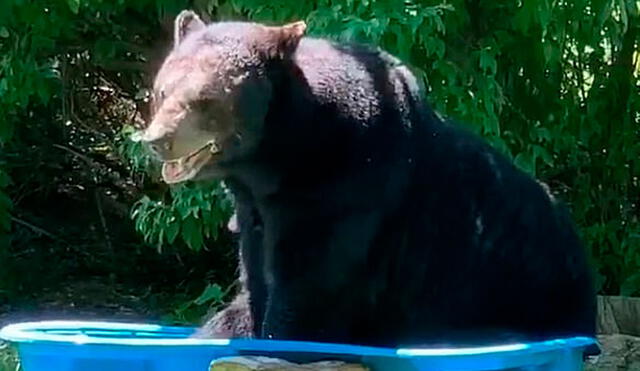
[
  {"x1": 293, "y1": 37, "x2": 406, "y2": 80},
  {"x1": 290, "y1": 37, "x2": 422, "y2": 123}
]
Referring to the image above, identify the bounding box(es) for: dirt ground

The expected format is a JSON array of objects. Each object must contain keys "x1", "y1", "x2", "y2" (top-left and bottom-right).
[
  {"x1": 0, "y1": 278, "x2": 164, "y2": 328},
  {"x1": 0, "y1": 278, "x2": 174, "y2": 371}
]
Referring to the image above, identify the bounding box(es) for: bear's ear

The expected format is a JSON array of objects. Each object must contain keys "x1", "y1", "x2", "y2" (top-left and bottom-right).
[
  {"x1": 262, "y1": 21, "x2": 307, "y2": 59},
  {"x1": 174, "y1": 10, "x2": 206, "y2": 48}
]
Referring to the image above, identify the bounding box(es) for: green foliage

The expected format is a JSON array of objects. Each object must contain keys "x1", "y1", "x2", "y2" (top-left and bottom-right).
[
  {"x1": 118, "y1": 125, "x2": 157, "y2": 175},
  {"x1": 0, "y1": 0, "x2": 638, "y2": 299},
  {"x1": 0, "y1": 0, "x2": 233, "y2": 301},
  {"x1": 131, "y1": 182, "x2": 233, "y2": 252},
  {"x1": 161, "y1": 282, "x2": 233, "y2": 325}
]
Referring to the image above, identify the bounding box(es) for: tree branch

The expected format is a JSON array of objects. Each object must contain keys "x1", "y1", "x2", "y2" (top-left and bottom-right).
[{"x1": 11, "y1": 216, "x2": 61, "y2": 241}]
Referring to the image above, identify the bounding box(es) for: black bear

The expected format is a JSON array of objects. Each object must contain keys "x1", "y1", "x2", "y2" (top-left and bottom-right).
[{"x1": 137, "y1": 10, "x2": 598, "y2": 351}]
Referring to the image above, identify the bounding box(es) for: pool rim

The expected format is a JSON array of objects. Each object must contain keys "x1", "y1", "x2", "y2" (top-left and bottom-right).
[{"x1": 0, "y1": 320, "x2": 597, "y2": 358}]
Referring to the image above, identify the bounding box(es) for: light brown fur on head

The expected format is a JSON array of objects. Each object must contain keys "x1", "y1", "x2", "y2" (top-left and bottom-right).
[{"x1": 133, "y1": 11, "x2": 306, "y2": 184}]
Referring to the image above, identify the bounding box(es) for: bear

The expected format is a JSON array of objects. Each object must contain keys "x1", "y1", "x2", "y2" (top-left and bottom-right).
[{"x1": 136, "y1": 10, "x2": 598, "y2": 352}]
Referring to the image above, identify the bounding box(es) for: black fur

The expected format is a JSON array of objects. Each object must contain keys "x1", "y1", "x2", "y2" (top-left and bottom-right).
[{"x1": 162, "y1": 22, "x2": 597, "y2": 352}]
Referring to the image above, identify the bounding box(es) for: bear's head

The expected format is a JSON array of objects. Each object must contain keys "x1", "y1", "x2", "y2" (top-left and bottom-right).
[{"x1": 133, "y1": 10, "x2": 306, "y2": 184}]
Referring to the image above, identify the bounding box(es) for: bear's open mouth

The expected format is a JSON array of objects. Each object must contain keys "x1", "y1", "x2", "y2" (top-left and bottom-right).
[{"x1": 161, "y1": 140, "x2": 222, "y2": 184}]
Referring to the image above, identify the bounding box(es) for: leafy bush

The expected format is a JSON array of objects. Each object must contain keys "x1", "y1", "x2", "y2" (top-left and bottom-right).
[
  {"x1": 0, "y1": 0, "x2": 235, "y2": 302},
  {"x1": 131, "y1": 182, "x2": 233, "y2": 252},
  {"x1": 0, "y1": 0, "x2": 638, "y2": 301}
]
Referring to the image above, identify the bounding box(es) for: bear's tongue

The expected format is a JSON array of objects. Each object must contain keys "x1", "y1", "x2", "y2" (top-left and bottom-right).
[
  {"x1": 160, "y1": 140, "x2": 220, "y2": 184},
  {"x1": 161, "y1": 148, "x2": 210, "y2": 184},
  {"x1": 161, "y1": 160, "x2": 188, "y2": 184}
]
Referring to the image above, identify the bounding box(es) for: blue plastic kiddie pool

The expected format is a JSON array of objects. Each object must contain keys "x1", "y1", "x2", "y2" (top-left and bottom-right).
[{"x1": 0, "y1": 321, "x2": 596, "y2": 371}]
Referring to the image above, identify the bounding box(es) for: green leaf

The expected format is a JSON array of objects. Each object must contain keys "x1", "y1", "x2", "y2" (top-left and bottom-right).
[
  {"x1": 594, "y1": 0, "x2": 614, "y2": 29},
  {"x1": 514, "y1": 152, "x2": 534, "y2": 175},
  {"x1": 67, "y1": 0, "x2": 80, "y2": 14},
  {"x1": 537, "y1": 0, "x2": 552, "y2": 35},
  {"x1": 194, "y1": 284, "x2": 224, "y2": 305},
  {"x1": 513, "y1": 0, "x2": 536, "y2": 33},
  {"x1": 181, "y1": 215, "x2": 203, "y2": 251},
  {"x1": 175, "y1": 300, "x2": 193, "y2": 314},
  {"x1": 156, "y1": 228, "x2": 164, "y2": 250},
  {"x1": 425, "y1": 37, "x2": 445, "y2": 59},
  {"x1": 536, "y1": 127, "x2": 551, "y2": 142},
  {"x1": 166, "y1": 218, "x2": 180, "y2": 244},
  {"x1": 629, "y1": 0, "x2": 640, "y2": 17},
  {"x1": 479, "y1": 48, "x2": 497, "y2": 75},
  {"x1": 408, "y1": 12, "x2": 423, "y2": 35},
  {"x1": 542, "y1": 42, "x2": 554, "y2": 64},
  {"x1": 0, "y1": 27, "x2": 8, "y2": 38},
  {"x1": 532, "y1": 145, "x2": 553, "y2": 167},
  {"x1": 618, "y1": 0, "x2": 629, "y2": 33}
]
